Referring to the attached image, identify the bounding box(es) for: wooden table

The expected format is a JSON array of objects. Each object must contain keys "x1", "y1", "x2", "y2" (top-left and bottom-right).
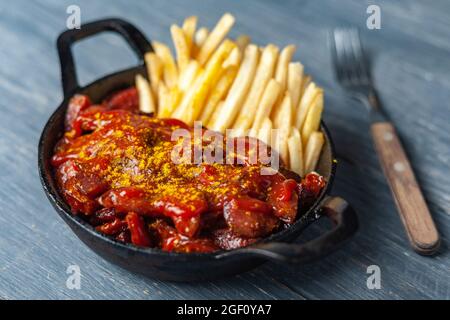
[{"x1": 0, "y1": 0, "x2": 449, "y2": 299}]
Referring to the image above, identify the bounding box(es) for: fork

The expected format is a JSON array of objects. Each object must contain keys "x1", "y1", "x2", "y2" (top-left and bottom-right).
[{"x1": 330, "y1": 28, "x2": 440, "y2": 255}]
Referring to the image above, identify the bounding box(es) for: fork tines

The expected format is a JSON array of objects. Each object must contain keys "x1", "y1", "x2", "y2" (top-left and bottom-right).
[{"x1": 331, "y1": 28, "x2": 371, "y2": 86}]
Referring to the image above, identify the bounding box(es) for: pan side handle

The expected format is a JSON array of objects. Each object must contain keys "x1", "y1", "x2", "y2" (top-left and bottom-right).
[{"x1": 57, "y1": 18, "x2": 152, "y2": 98}]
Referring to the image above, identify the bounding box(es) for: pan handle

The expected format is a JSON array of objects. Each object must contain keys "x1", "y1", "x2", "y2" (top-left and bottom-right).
[
  {"x1": 215, "y1": 196, "x2": 358, "y2": 263},
  {"x1": 57, "y1": 18, "x2": 152, "y2": 98}
]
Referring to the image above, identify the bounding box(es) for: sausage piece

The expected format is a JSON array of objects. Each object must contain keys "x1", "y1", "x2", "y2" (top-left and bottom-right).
[{"x1": 223, "y1": 197, "x2": 279, "y2": 238}]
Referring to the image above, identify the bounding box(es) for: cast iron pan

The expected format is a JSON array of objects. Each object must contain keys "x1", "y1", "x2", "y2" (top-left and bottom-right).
[{"x1": 38, "y1": 18, "x2": 358, "y2": 281}]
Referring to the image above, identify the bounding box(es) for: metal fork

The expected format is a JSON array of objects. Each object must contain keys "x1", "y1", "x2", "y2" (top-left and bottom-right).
[{"x1": 330, "y1": 28, "x2": 440, "y2": 255}]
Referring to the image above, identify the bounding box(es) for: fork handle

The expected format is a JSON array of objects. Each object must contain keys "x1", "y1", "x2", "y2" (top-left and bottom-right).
[{"x1": 371, "y1": 122, "x2": 440, "y2": 255}]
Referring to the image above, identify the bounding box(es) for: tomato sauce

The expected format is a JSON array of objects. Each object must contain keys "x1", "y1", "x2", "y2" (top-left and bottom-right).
[{"x1": 51, "y1": 87, "x2": 325, "y2": 253}]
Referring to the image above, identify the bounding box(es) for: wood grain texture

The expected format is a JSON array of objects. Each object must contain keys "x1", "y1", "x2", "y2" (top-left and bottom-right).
[
  {"x1": 371, "y1": 122, "x2": 439, "y2": 254},
  {"x1": 0, "y1": 0, "x2": 449, "y2": 299}
]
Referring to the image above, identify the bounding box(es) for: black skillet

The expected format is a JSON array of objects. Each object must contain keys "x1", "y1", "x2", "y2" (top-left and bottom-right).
[{"x1": 38, "y1": 18, "x2": 358, "y2": 281}]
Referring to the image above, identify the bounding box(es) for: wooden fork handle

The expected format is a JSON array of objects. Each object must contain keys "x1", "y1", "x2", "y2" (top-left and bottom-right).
[{"x1": 371, "y1": 122, "x2": 440, "y2": 255}]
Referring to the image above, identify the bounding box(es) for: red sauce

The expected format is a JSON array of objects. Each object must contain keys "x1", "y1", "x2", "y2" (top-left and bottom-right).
[{"x1": 51, "y1": 87, "x2": 325, "y2": 253}]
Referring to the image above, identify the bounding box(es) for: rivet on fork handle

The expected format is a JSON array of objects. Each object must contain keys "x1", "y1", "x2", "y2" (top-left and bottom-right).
[{"x1": 371, "y1": 121, "x2": 440, "y2": 255}]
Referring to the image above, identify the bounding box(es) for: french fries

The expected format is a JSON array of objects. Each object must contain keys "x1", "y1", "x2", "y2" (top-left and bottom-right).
[
  {"x1": 271, "y1": 129, "x2": 288, "y2": 167},
  {"x1": 304, "y1": 131, "x2": 324, "y2": 173},
  {"x1": 258, "y1": 117, "x2": 272, "y2": 146},
  {"x1": 271, "y1": 93, "x2": 292, "y2": 166},
  {"x1": 171, "y1": 69, "x2": 204, "y2": 120},
  {"x1": 300, "y1": 75, "x2": 311, "y2": 98},
  {"x1": 157, "y1": 82, "x2": 170, "y2": 117},
  {"x1": 144, "y1": 52, "x2": 163, "y2": 97},
  {"x1": 272, "y1": 93, "x2": 293, "y2": 139},
  {"x1": 196, "y1": 13, "x2": 235, "y2": 65},
  {"x1": 200, "y1": 65, "x2": 238, "y2": 124},
  {"x1": 178, "y1": 60, "x2": 200, "y2": 92},
  {"x1": 159, "y1": 86, "x2": 181, "y2": 118},
  {"x1": 288, "y1": 128, "x2": 304, "y2": 176},
  {"x1": 182, "y1": 16, "x2": 198, "y2": 51},
  {"x1": 222, "y1": 47, "x2": 241, "y2": 68},
  {"x1": 232, "y1": 44, "x2": 279, "y2": 136},
  {"x1": 139, "y1": 13, "x2": 325, "y2": 175},
  {"x1": 288, "y1": 62, "x2": 304, "y2": 108},
  {"x1": 184, "y1": 40, "x2": 236, "y2": 125},
  {"x1": 209, "y1": 44, "x2": 259, "y2": 132},
  {"x1": 136, "y1": 74, "x2": 155, "y2": 114},
  {"x1": 251, "y1": 79, "x2": 282, "y2": 133},
  {"x1": 153, "y1": 41, "x2": 178, "y2": 88},
  {"x1": 274, "y1": 45, "x2": 296, "y2": 108},
  {"x1": 294, "y1": 82, "x2": 318, "y2": 129},
  {"x1": 171, "y1": 25, "x2": 190, "y2": 71},
  {"x1": 301, "y1": 89, "x2": 323, "y2": 147},
  {"x1": 195, "y1": 27, "x2": 209, "y2": 48}
]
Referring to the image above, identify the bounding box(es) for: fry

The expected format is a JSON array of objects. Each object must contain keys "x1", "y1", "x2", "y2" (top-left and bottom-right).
[
  {"x1": 257, "y1": 117, "x2": 272, "y2": 147},
  {"x1": 135, "y1": 74, "x2": 155, "y2": 114},
  {"x1": 153, "y1": 41, "x2": 178, "y2": 88},
  {"x1": 159, "y1": 86, "x2": 182, "y2": 118},
  {"x1": 200, "y1": 65, "x2": 238, "y2": 124},
  {"x1": 222, "y1": 47, "x2": 241, "y2": 68},
  {"x1": 294, "y1": 82, "x2": 318, "y2": 129},
  {"x1": 182, "y1": 16, "x2": 198, "y2": 53},
  {"x1": 167, "y1": 87, "x2": 182, "y2": 117},
  {"x1": 209, "y1": 44, "x2": 259, "y2": 133},
  {"x1": 206, "y1": 99, "x2": 224, "y2": 129},
  {"x1": 288, "y1": 62, "x2": 304, "y2": 108},
  {"x1": 304, "y1": 131, "x2": 324, "y2": 173},
  {"x1": 196, "y1": 13, "x2": 235, "y2": 65},
  {"x1": 272, "y1": 93, "x2": 292, "y2": 166},
  {"x1": 251, "y1": 79, "x2": 282, "y2": 132},
  {"x1": 236, "y1": 34, "x2": 250, "y2": 52},
  {"x1": 176, "y1": 40, "x2": 236, "y2": 124},
  {"x1": 272, "y1": 93, "x2": 293, "y2": 137},
  {"x1": 288, "y1": 128, "x2": 304, "y2": 176},
  {"x1": 232, "y1": 44, "x2": 279, "y2": 136},
  {"x1": 144, "y1": 52, "x2": 163, "y2": 97},
  {"x1": 272, "y1": 128, "x2": 289, "y2": 167},
  {"x1": 275, "y1": 45, "x2": 296, "y2": 94},
  {"x1": 301, "y1": 89, "x2": 324, "y2": 147},
  {"x1": 187, "y1": 40, "x2": 235, "y2": 124},
  {"x1": 171, "y1": 70, "x2": 204, "y2": 119},
  {"x1": 195, "y1": 27, "x2": 209, "y2": 47},
  {"x1": 157, "y1": 82, "x2": 170, "y2": 116},
  {"x1": 300, "y1": 75, "x2": 311, "y2": 99},
  {"x1": 171, "y1": 25, "x2": 190, "y2": 71},
  {"x1": 178, "y1": 60, "x2": 200, "y2": 92}
]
